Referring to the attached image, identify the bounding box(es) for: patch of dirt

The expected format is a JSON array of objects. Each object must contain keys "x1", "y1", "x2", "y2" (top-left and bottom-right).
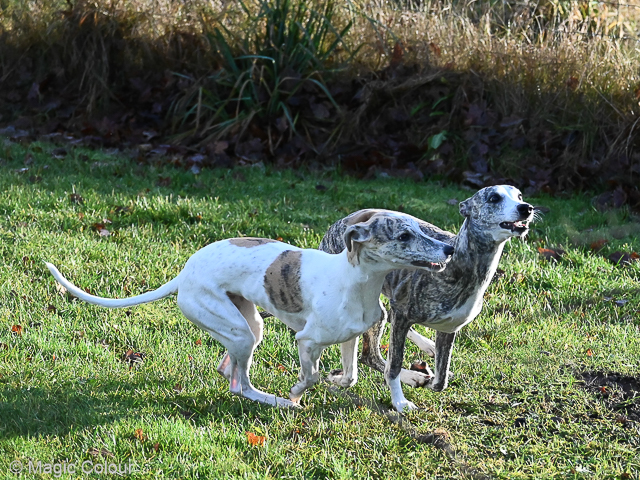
[{"x1": 578, "y1": 370, "x2": 640, "y2": 423}]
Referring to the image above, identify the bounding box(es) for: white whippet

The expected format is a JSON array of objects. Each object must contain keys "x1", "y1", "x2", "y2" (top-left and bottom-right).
[{"x1": 46, "y1": 211, "x2": 454, "y2": 408}]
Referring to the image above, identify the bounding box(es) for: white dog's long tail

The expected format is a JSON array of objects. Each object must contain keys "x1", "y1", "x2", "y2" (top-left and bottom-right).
[{"x1": 45, "y1": 262, "x2": 180, "y2": 309}]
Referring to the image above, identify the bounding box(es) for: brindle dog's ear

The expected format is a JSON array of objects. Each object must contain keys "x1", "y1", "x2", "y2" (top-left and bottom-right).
[
  {"x1": 344, "y1": 223, "x2": 373, "y2": 266},
  {"x1": 459, "y1": 199, "x2": 471, "y2": 217}
]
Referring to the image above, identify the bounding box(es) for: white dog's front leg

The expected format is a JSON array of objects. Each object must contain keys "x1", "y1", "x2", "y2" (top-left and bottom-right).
[
  {"x1": 290, "y1": 338, "x2": 324, "y2": 404},
  {"x1": 327, "y1": 337, "x2": 359, "y2": 388}
]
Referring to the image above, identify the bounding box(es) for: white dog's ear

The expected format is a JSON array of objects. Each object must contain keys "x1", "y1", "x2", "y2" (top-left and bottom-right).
[
  {"x1": 459, "y1": 200, "x2": 471, "y2": 217},
  {"x1": 344, "y1": 223, "x2": 373, "y2": 265}
]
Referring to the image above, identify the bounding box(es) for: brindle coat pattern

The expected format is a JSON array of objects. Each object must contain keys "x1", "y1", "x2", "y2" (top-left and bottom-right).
[
  {"x1": 264, "y1": 250, "x2": 304, "y2": 313},
  {"x1": 319, "y1": 185, "x2": 534, "y2": 410}
]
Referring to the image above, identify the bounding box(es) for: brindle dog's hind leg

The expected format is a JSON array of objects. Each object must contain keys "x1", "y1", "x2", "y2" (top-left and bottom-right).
[{"x1": 426, "y1": 331, "x2": 456, "y2": 391}]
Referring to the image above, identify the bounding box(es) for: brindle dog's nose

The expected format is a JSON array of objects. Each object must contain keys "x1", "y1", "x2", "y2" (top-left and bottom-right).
[
  {"x1": 443, "y1": 245, "x2": 454, "y2": 256},
  {"x1": 517, "y1": 203, "x2": 533, "y2": 215}
]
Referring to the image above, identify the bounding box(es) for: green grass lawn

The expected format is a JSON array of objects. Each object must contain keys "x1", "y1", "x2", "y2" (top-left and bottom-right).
[{"x1": 0, "y1": 140, "x2": 639, "y2": 479}]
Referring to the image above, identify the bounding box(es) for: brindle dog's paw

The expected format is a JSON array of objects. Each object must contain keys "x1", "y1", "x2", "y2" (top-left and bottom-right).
[
  {"x1": 399, "y1": 368, "x2": 432, "y2": 388},
  {"x1": 327, "y1": 369, "x2": 357, "y2": 388}
]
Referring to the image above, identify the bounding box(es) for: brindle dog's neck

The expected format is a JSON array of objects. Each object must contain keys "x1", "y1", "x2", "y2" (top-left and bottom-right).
[{"x1": 447, "y1": 218, "x2": 506, "y2": 288}]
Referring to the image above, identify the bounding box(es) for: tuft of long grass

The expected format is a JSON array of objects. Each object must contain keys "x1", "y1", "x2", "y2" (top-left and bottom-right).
[
  {"x1": 169, "y1": 0, "x2": 354, "y2": 147},
  {"x1": 1, "y1": 0, "x2": 640, "y2": 183}
]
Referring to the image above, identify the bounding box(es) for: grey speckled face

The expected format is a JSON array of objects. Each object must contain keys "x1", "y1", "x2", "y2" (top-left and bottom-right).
[
  {"x1": 460, "y1": 185, "x2": 533, "y2": 240},
  {"x1": 353, "y1": 213, "x2": 454, "y2": 271}
]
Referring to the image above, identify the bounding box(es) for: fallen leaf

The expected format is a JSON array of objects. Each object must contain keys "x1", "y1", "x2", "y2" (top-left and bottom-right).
[
  {"x1": 615, "y1": 414, "x2": 628, "y2": 425},
  {"x1": 134, "y1": 428, "x2": 146, "y2": 441},
  {"x1": 123, "y1": 349, "x2": 145, "y2": 365},
  {"x1": 566, "y1": 76, "x2": 579, "y2": 91},
  {"x1": 390, "y1": 40, "x2": 404, "y2": 67},
  {"x1": 47, "y1": 305, "x2": 57, "y2": 313},
  {"x1": 537, "y1": 247, "x2": 565, "y2": 261},
  {"x1": 52, "y1": 148, "x2": 67, "y2": 159},
  {"x1": 156, "y1": 176, "x2": 172, "y2": 187},
  {"x1": 277, "y1": 364, "x2": 286, "y2": 372},
  {"x1": 69, "y1": 193, "x2": 84, "y2": 204},
  {"x1": 195, "y1": 338, "x2": 202, "y2": 346},
  {"x1": 11, "y1": 324, "x2": 23, "y2": 336},
  {"x1": 608, "y1": 251, "x2": 639, "y2": 266},
  {"x1": 246, "y1": 432, "x2": 266, "y2": 446},
  {"x1": 276, "y1": 236, "x2": 283, "y2": 242},
  {"x1": 310, "y1": 102, "x2": 330, "y2": 119},
  {"x1": 56, "y1": 282, "x2": 68, "y2": 296},
  {"x1": 586, "y1": 349, "x2": 594, "y2": 357},
  {"x1": 153, "y1": 442, "x2": 160, "y2": 452},
  {"x1": 173, "y1": 383, "x2": 183, "y2": 392},
  {"x1": 589, "y1": 239, "x2": 608, "y2": 251},
  {"x1": 88, "y1": 447, "x2": 114, "y2": 458}
]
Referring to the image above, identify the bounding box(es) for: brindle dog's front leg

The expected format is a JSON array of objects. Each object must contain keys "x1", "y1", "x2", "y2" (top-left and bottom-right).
[
  {"x1": 427, "y1": 331, "x2": 457, "y2": 391},
  {"x1": 384, "y1": 308, "x2": 423, "y2": 412},
  {"x1": 359, "y1": 301, "x2": 387, "y2": 373}
]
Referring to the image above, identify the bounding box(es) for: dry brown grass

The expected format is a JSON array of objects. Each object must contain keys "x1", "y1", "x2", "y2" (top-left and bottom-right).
[{"x1": 1, "y1": 0, "x2": 639, "y2": 193}]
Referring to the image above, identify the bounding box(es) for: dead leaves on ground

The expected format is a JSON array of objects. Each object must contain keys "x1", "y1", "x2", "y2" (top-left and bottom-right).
[
  {"x1": 246, "y1": 432, "x2": 266, "y2": 447},
  {"x1": 537, "y1": 247, "x2": 565, "y2": 261},
  {"x1": 123, "y1": 349, "x2": 145, "y2": 367},
  {"x1": 608, "y1": 251, "x2": 640, "y2": 266},
  {"x1": 88, "y1": 447, "x2": 114, "y2": 458}
]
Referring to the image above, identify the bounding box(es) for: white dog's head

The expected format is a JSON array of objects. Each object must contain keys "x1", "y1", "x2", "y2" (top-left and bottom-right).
[
  {"x1": 343, "y1": 211, "x2": 454, "y2": 270},
  {"x1": 459, "y1": 185, "x2": 534, "y2": 242}
]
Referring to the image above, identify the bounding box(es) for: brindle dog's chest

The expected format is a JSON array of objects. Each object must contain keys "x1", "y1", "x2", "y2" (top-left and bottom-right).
[{"x1": 385, "y1": 265, "x2": 488, "y2": 333}]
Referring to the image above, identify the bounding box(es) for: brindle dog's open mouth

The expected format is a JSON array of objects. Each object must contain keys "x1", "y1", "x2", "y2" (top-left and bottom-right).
[
  {"x1": 499, "y1": 220, "x2": 529, "y2": 234},
  {"x1": 411, "y1": 260, "x2": 449, "y2": 272}
]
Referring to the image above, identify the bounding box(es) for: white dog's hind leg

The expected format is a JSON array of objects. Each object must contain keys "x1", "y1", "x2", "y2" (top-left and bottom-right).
[
  {"x1": 216, "y1": 295, "x2": 264, "y2": 381},
  {"x1": 407, "y1": 328, "x2": 436, "y2": 357},
  {"x1": 178, "y1": 291, "x2": 296, "y2": 408},
  {"x1": 327, "y1": 337, "x2": 359, "y2": 388},
  {"x1": 290, "y1": 338, "x2": 324, "y2": 404},
  {"x1": 216, "y1": 353, "x2": 231, "y2": 380}
]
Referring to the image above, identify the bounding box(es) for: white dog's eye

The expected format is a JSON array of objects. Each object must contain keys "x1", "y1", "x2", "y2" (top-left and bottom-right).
[
  {"x1": 398, "y1": 232, "x2": 412, "y2": 242},
  {"x1": 489, "y1": 194, "x2": 501, "y2": 203},
  {"x1": 518, "y1": 193, "x2": 523, "y2": 201}
]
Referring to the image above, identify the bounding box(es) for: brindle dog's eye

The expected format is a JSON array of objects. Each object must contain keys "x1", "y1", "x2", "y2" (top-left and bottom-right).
[
  {"x1": 489, "y1": 194, "x2": 501, "y2": 203},
  {"x1": 398, "y1": 233, "x2": 412, "y2": 242}
]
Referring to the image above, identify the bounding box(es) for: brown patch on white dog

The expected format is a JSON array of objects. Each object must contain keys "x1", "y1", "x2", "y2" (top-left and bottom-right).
[
  {"x1": 264, "y1": 250, "x2": 304, "y2": 313},
  {"x1": 229, "y1": 238, "x2": 278, "y2": 248}
]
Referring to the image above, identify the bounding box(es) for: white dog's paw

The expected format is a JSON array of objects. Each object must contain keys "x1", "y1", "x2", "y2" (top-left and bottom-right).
[
  {"x1": 327, "y1": 369, "x2": 357, "y2": 388},
  {"x1": 399, "y1": 369, "x2": 432, "y2": 388},
  {"x1": 276, "y1": 397, "x2": 302, "y2": 409},
  {"x1": 393, "y1": 398, "x2": 418, "y2": 412}
]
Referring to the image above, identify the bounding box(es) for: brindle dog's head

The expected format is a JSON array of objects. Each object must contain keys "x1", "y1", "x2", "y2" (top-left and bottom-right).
[
  {"x1": 459, "y1": 185, "x2": 534, "y2": 242},
  {"x1": 343, "y1": 211, "x2": 454, "y2": 270}
]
